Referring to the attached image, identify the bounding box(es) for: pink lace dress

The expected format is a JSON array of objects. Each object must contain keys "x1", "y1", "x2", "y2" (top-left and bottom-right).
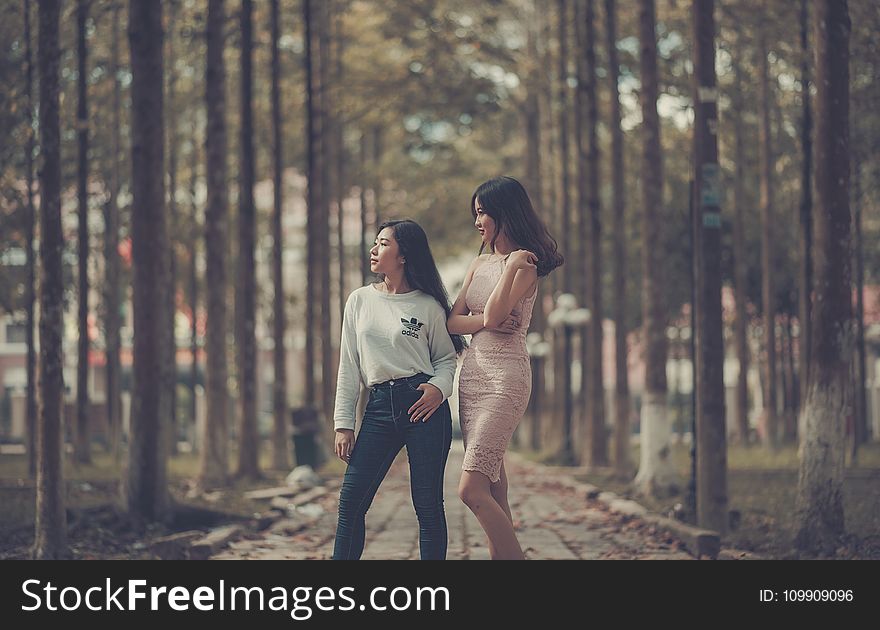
[{"x1": 458, "y1": 256, "x2": 538, "y2": 483}]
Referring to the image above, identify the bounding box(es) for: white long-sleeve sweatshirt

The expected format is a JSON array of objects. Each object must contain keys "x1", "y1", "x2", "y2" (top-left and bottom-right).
[{"x1": 332, "y1": 284, "x2": 458, "y2": 432}]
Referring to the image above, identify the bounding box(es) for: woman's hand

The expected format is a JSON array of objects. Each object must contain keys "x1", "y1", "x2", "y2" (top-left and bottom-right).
[
  {"x1": 407, "y1": 383, "x2": 444, "y2": 423},
  {"x1": 490, "y1": 314, "x2": 520, "y2": 335},
  {"x1": 507, "y1": 249, "x2": 538, "y2": 271},
  {"x1": 335, "y1": 429, "x2": 355, "y2": 463}
]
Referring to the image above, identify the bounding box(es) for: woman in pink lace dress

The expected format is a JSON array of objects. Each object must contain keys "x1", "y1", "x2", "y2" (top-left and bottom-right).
[{"x1": 448, "y1": 176, "x2": 563, "y2": 559}]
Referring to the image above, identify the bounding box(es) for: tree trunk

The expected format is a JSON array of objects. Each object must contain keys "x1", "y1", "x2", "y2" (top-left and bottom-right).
[
  {"x1": 359, "y1": 132, "x2": 370, "y2": 284},
  {"x1": 585, "y1": 0, "x2": 605, "y2": 468},
  {"x1": 270, "y1": 0, "x2": 289, "y2": 470},
  {"x1": 525, "y1": 0, "x2": 543, "y2": 253},
  {"x1": 553, "y1": 0, "x2": 572, "y2": 460},
  {"x1": 304, "y1": 0, "x2": 318, "y2": 408},
  {"x1": 538, "y1": 7, "x2": 571, "y2": 448},
  {"x1": 576, "y1": 0, "x2": 606, "y2": 467},
  {"x1": 692, "y1": 0, "x2": 727, "y2": 533},
  {"x1": 189, "y1": 124, "x2": 199, "y2": 452},
  {"x1": 105, "y1": 3, "x2": 123, "y2": 463},
  {"x1": 75, "y1": 0, "x2": 91, "y2": 465},
  {"x1": 794, "y1": 0, "x2": 851, "y2": 555},
  {"x1": 525, "y1": 1, "x2": 547, "y2": 446},
  {"x1": 574, "y1": 0, "x2": 589, "y2": 456},
  {"x1": 372, "y1": 126, "x2": 382, "y2": 229},
  {"x1": 852, "y1": 160, "x2": 866, "y2": 461},
  {"x1": 33, "y1": 0, "x2": 68, "y2": 559},
  {"x1": 319, "y1": 1, "x2": 335, "y2": 421},
  {"x1": 320, "y1": 2, "x2": 336, "y2": 351},
  {"x1": 798, "y1": 0, "x2": 813, "y2": 412},
  {"x1": 524, "y1": 5, "x2": 547, "y2": 338},
  {"x1": 236, "y1": 0, "x2": 260, "y2": 480},
  {"x1": 729, "y1": 39, "x2": 750, "y2": 446},
  {"x1": 634, "y1": 0, "x2": 676, "y2": 497},
  {"x1": 127, "y1": 0, "x2": 170, "y2": 525},
  {"x1": 606, "y1": 0, "x2": 631, "y2": 477},
  {"x1": 757, "y1": 28, "x2": 778, "y2": 449},
  {"x1": 332, "y1": 4, "x2": 346, "y2": 422},
  {"x1": 201, "y1": 0, "x2": 229, "y2": 487},
  {"x1": 539, "y1": 4, "x2": 558, "y2": 298},
  {"x1": 24, "y1": 0, "x2": 38, "y2": 479},
  {"x1": 165, "y1": 0, "x2": 179, "y2": 456},
  {"x1": 557, "y1": 0, "x2": 571, "y2": 294},
  {"x1": 784, "y1": 313, "x2": 798, "y2": 441},
  {"x1": 334, "y1": 4, "x2": 346, "y2": 343}
]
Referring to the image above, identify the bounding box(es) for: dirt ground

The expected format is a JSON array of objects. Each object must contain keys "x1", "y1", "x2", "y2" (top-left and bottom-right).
[
  {"x1": 1, "y1": 441, "x2": 878, "y2": 559},
  {"x1": 574, "y1": 441, "x2": 880, "y2": 559},
  {"x1": 0, "y1": 450, "x2": 299, "y2": 560}
]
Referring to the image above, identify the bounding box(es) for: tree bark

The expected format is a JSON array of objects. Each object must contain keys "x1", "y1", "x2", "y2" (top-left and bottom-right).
[
  {"x1": 372, "y1": 126, "x2": 382, "y2": 229},
  {"x1": 236, "y1": 0, "x2": 260, "y2": 480},
  {"x1": 798, "y1": 0, "x2": 813, "y2": 413},
  {"x1": 105, "y1": 2, "x2": 123, "y2": 463},
  {"x1": 331, "y1": 3, "x2": 345, "y2": 422},
  {"x1": 334, "y1": 4, "x2": 346, "y2": 343},
  {"x1": 692, "y1": 0, "x2": 727, "y2": 534},
  {"x1": 540, "y1": 4, "x2": 558, "y2": 301},
  {"x1": 574, "y1": 0, "x2": 589, "y2": 456},
  {"x1": 524, "y1": 4, "x2": 548, "y2": 446},
  {"x1": 320, "y1": 1, "x2": 335, "y2": 420},
  {"x1": 784, "y1": 313, "x2": 798, "y2": 440},
  {"x1": 127, "y1": 0, "x2": 170, "y2": 525},
  {"x1": 525, "y1": 0, "x2": 543, "y2": 250},
  {"x1": 605, "y1": 0, "x2": 631, "y2": 477},
  {"x1": 576, "y1": 0, "x2": 606, "y2": 467},
  {"x1": 75, "y1": 0, "x2": 91, "y2": 465},
  {"x1": 359, "y1": 131, "x2": 370, "y2": 284},
  {"x1": 24, "y1": 0, "x2": 38, "y2": 479},
  {"x1": 201, "y1": 0, "x2": 229, "y2": 486},
  {"x1": 553, "y1": 0, "x2": 572, "y2": 460},
  {"x1": 165, "y1": 0, "x2": 180, "y2": 456},
  {"x1": 33, "y1": 0, "x2": 68, "y2": 559},
  {"x1": 794, "y1": 0, "x2": 851, "y2": 555},
  {"x1": 304, "y1": 0, "x2": 318, "y2": 407},
  {"x1": 189, "y1": 123, "x2": 199, "y2": 452},
  {"x1": 852, "y1": 160, "x2": 866, "y2": 461},
  {"x1": 557, "y1": 0, "x2": 571, "y2": 294},
  {"x1": 634, "y1": 0, "x2": 676, "y2": 496},
  {"x1": 270, "y1": 0, "x2": 289, "y2": 470},
  {"x1": 524, "y1": 2, "x2": 547, "y2": 341},
  {"x1": 585, "y1": 0, "x2": 605, "y2": 467},
  {"x1": 757, "y1": 28, "x2": 778, "y2": 449},
  {"x1": 730, "y1": 36, "x2": 750, "y2": 446}
]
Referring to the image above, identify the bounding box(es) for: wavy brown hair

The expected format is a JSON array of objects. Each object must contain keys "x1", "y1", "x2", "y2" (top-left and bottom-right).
[{"x1": 471, "y1": 176, "x2": 564, "y2": 277}]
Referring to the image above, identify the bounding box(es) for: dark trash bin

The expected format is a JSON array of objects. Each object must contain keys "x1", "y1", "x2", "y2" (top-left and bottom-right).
[{"x1": 290, "y1": 406, "x2": 322, "y2": 469}]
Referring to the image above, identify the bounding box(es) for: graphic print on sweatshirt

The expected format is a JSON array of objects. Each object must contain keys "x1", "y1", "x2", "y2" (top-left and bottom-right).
[{"x1": 400, "y1": 316, "x2": 425, "y2": 340}]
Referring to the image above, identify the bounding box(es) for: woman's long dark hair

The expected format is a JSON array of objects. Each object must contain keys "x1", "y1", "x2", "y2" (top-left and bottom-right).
[
  {"x1": 471, "y1": 176, "x2": 564, "y2": 277},
  {"x1": 375, "y1": 219, "x2": 467, "y2": 355}
]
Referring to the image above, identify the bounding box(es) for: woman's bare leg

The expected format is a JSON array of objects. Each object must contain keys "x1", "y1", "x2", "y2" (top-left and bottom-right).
[
  {"x1": 490, "y1": 461, "x2": 513, "y2": 524},
  {"x1": 459, "y1": 469, "x2": 524, "y2": 560}
]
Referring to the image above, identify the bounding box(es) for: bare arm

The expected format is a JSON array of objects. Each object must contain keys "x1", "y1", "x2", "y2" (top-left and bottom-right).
[
  {"x1": 447, "y1": 256, "x2": 486, "y2": 335},
  {"x1": 483, "y1": 255, "x2": 538, "y2": 329},
  {"x1": 447, "y1": 314, "x2": 486, "y2": 335}
]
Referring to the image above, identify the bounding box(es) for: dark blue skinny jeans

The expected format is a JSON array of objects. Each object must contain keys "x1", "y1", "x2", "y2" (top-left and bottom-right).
[{"x1": 332, "y1": 373, "x2": 452, "y2": 560}]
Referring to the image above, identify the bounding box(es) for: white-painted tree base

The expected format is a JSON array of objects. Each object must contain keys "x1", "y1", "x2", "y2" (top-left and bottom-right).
[
  {"x1": 795, "y1": 374, "x2": 848, "y2": 552},
  {"x1": 634, "y1": 392, "x2": 679, "y2": 496}
]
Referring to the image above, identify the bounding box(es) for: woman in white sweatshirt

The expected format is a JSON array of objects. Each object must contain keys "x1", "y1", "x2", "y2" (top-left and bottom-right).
[{"x1": 331, "y1": 219, "x2": 466, "y2": 560}]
